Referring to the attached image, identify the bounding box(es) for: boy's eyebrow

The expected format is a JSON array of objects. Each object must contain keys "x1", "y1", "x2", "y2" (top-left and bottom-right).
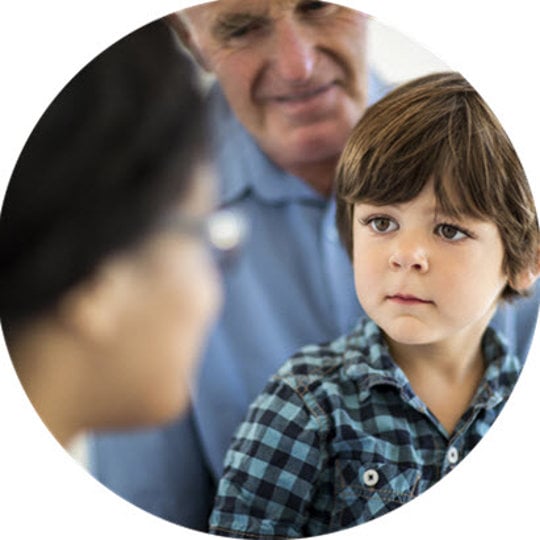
[
  {"x1": 355, "y1": 201, "x2": 418, "y2": 211},
  {"x1": 357, "y1": 201, "x2": 469, "y2": 219}
]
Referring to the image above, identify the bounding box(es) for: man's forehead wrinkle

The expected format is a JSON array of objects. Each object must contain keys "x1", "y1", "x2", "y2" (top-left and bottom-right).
[
  {"x1": 204, "y1": 0, "x2": 311, "y2": 23},
  {"x1": 220, "y1": 0, "x2": 301, "y2": 11},
  {"x1": 208, "y1": 0, "x2": 311, "y2": 40}
]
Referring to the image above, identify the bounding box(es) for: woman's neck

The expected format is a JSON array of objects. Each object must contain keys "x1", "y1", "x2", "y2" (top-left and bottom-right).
[{"x1": 9, "y1": 321, "x2": 88, "y2": 447}]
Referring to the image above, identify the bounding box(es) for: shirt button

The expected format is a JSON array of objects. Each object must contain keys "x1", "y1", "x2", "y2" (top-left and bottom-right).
[
  {"x1": 447, "y1": 446, "x2": 459, "y2": 465},
  {"x1": 363, "y1": 469, "x2": 379, "y2": 487}
]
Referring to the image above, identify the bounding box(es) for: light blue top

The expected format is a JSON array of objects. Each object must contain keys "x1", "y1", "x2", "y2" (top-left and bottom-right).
[{"x1": 88, "y1": 73, "x2": 539, "y2": 531}]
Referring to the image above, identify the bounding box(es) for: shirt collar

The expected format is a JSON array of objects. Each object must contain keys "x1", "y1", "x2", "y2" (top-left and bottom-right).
[
  {"x1": 206, "y1": 84, "x2": 325, "y2": 207},
  {"x1": 472, "y1": 326, "x2": 522, "y2": 409},
  {"x1": 342, "y1": 319, "x2": 411, "y2": 402},
  {"x1": 206, "y1": 68, "x2": 390, "y2": 207},
  {"x1": 342, "y1": 318, "x2": 521, "y2": 408}
]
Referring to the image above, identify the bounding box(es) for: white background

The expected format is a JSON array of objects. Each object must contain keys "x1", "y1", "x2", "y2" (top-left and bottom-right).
[{"x1": 0, "y1": 1, "x2": 538, "y2": 539}]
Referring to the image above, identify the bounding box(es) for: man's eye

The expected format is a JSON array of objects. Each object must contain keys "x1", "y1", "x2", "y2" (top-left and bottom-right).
[
  {"x1": 435, "y1": 223, "x2": 468, "y2": 241},
  {"x1": 227, "y1": 22, "x2": 258, "y2": 38},
  {"x1": 299, "y1": 1, "x2": 335, "y2": 16},
  {"x1": 215, "y1": 16, "x2": 266, "y2": 41},
  {"x1": 301, "y1": 1, "x2": 328, "y2": 10},
  {"x1": 366, "y1": 217, "x2": 398, "y2": 234}
]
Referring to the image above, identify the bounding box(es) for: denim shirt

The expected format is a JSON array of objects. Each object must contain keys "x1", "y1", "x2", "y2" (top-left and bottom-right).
[{"x1": 209, "y1": 319, "x2": 522, "y2": 538}]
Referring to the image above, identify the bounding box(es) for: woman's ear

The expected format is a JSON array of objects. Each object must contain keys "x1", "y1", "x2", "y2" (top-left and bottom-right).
[
  {"x1": 166, "y1": 12, "x2": 211, "y2": 72},
  {"x1": 58, "y1": 258, "x2": 134, "y2": 344},
  {"x1": 510, "y1": 245, "x2": 540, "y2": 293}
]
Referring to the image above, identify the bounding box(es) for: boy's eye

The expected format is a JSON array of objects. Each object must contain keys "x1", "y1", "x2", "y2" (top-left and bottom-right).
[
  {"x1": 435, "y1": 223, "x2": 469, "y2": 241},
  {"x1": 367, "y1": 217, "x2": 398, "y2": 234}
]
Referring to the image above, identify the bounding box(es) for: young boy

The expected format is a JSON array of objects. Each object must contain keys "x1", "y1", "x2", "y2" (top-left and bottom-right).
[{"x1": 209, "y1": 72, "x2": 540, "y2": 538}]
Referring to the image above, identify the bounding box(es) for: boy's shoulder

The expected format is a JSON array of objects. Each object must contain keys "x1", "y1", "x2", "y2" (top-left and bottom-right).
[
  {"x1": 269, "y1": 321, "x2": 522, "y2": 404},
  {"x1": 273, "y1": 318, "x2": 392, "y2": 390}
]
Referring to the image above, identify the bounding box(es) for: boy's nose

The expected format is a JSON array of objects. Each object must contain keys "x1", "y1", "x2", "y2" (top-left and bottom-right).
[
  {"x1": 271, "y1": 20, "x2": 316, "y2": 83},
  {"x1": 388, "y1": 243, "x2": 429, "y2": 273}
]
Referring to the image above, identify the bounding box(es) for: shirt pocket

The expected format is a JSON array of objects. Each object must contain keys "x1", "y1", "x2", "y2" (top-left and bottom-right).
[{"x1": 331, "y1": 443, "x2": 422, "y2": 529}]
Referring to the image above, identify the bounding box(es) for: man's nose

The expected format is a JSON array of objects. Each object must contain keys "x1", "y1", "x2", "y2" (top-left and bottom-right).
[
  {"x1": 271, "y1": 20, "x2": 316, "y2": 83},
  {"x1": 388, "y1": 237, "x2": 429, "y2": 273}
]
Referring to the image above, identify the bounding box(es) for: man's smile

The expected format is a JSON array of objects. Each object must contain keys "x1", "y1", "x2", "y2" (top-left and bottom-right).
[{"x1": 272, "y1": 82, "x2": 337, "y2": 103}]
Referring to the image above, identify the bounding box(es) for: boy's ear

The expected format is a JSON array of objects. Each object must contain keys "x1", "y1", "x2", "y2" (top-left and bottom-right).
[
  {"x1": 166, "y1": 12, "x2": 211, "y2": 72},
  {"x1": 510, "y1": 245, "x2": 540, "y2": 293}
]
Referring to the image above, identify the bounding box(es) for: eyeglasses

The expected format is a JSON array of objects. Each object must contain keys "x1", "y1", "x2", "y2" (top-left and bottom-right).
[{"x1": 161, "y1": 208, "x2": 248, "y2": 267}]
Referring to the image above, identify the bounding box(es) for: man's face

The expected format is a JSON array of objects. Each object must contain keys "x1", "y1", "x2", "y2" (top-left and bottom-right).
[{"x1": 177, "y1": 0, "x2": 368, "y2": 175}]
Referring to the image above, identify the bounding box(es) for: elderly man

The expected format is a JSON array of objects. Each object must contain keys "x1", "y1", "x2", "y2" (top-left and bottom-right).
[{"x1": 89, "y1": 1, "x2": 539, "y2": 531}]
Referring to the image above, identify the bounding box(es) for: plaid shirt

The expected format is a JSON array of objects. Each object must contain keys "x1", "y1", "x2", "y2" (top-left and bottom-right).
[{"x1": 209, "y1": 318, "x2": 521, "y2": 538}]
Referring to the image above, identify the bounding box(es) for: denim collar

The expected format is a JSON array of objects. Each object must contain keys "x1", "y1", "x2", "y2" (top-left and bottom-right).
[
  {"x1": 206, "y1": 84, "x2": 326, "y2": 207},
  {"x1": 206, "y1": 67, "x2": 390, "y2": 207}
]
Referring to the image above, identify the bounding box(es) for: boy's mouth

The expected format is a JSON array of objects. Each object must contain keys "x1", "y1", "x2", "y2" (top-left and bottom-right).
[{"x1": 386, "y1": 294, "x2": 433, "y2": 305}]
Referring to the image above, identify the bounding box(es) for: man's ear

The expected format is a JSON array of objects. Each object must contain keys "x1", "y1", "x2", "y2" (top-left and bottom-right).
[
  {"x1": 510, "y1": 245, "x2": 540, "y2": 293},
  {"x1": 166, "y1": 12, "x2": 211, "y2": 72}
]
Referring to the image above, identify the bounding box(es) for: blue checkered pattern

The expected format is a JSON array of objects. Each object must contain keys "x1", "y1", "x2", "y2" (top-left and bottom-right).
[{"x1": 209, "y1": 318, "x2": 521, "y2": 538}]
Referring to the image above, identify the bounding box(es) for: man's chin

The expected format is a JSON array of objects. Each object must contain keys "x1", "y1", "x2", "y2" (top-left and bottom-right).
[{"x1": 278, "y1": 129, "x2": 348, "y2": 164}]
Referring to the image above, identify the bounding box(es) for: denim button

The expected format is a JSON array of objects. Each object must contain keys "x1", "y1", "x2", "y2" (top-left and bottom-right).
[
  {"x1": 447, "y1": 446, "x2": 459, "y2": 465},
  {"x1": 363, "y1": 469, "x2": 379, "y2": 487}
]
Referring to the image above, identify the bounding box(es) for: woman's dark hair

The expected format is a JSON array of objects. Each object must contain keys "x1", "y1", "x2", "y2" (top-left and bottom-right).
[{"x1": 0, "y1": 19, "x2": 206, "y2": 327}]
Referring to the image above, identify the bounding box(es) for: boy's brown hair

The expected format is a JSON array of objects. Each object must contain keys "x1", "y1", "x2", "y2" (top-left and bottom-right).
[{"x1": 336, "y1": 71, "x2": 538, "y2": 300}]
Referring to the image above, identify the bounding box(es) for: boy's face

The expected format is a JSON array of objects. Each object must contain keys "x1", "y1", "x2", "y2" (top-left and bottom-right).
[{"x1": 352, "y1": 182, "x2": 508, "y2": 350}]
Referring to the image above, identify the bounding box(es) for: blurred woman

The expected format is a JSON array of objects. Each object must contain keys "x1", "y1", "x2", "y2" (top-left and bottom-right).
[{"x1": 0, "y1": 20, "x2": 240, "y2": 447}]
